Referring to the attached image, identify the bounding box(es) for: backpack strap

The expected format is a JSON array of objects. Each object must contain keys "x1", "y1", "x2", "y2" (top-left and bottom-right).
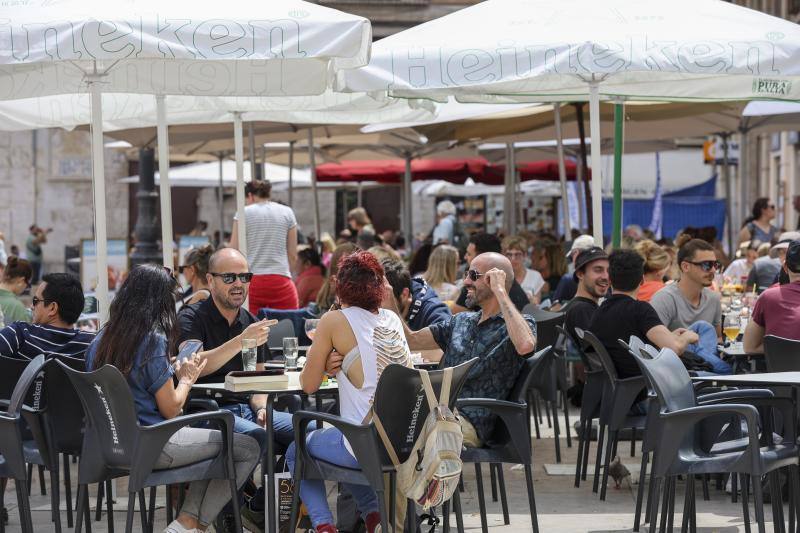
[
  {"x1": 419, "y1": 370, "x2": 439, "y2": 411},
  {"x1": 363, "y1": 407, "x2": 402, "y2": 466},
  {"x1": 440, "y1": 367, "x2": 453, "y2": 406}
]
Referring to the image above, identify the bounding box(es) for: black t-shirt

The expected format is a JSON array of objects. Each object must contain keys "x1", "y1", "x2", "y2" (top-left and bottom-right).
[
  {"x1": 455, "y1": 279, "x2": 529, "y2": 311},
  {"x1": 588, "y1": 294, "x2": 663, "y2": 378},
  {"x1": 564, "y1": 296, "x2": 598, "y2": 340},
  {"x1": 177, "y1": 297, "x2": 268, "y2": 383}
]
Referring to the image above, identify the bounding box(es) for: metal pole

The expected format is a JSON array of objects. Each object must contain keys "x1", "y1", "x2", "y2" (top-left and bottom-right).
[
  {"x1": 722, "y1": 134, "x2": 734, "y2": 255},
  {"x1": 88, "y1": 72, "x2": 109, "y2": 324},
  {"x1": 574, "y1": 103, "x2": 592, "y2": 234},
  {"x1": 503, "y1": 143, "x2": 513, "y2": 234},
  {"x1": 308, "y1": 130, "x2": 321, "y2": 239},
  {"x1": 554, "y1": 104, "x2": 572, "y2": 239},
  {"x1": 588, "y1": 82, "x2": 604, "y2": 245},
  {"x1": 612, "y1": 103, "x2": 624, "y2": 248},
  {"x1": 739, "y1": 130, "x2": 749, "y2": 229},
  {"x1": 404, "y1": 153, "x2": 413, "y2": 240},
  {"x1": 233, "y1": 112, "x2": 247, "y2": 257},
  {"x1": 248, "y1": 121, "x2": 257, "y2": 181},
  {"x1": 218, "y1": 155, "x2": 225, "y2": 246},
  {"x1": 287, "y1": 141, "x2": 295, "y2": 207},
  {"x1": 357, "y1": 181, "x2": 363, "y2": 207},
  {"x1": 509, "y1": 144, "x2": 517, "y2": 234},
  {"x1": 155, "y1": 96, "x2": 174, "y2": 270}
]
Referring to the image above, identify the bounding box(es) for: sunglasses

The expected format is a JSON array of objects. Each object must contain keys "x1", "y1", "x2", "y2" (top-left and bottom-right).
[
  {"x1": 209, "y1": 272, "x2": 254, "y2": 284},
  {"x1": 464, "y1": 269, "x2": 484, "y2": 282},
  {"x1": 687, "y1": 260, "x2": 722, "y2": 272},
  {"x1": 31, "y1": 296, "x2": 49, "y2": 307}
]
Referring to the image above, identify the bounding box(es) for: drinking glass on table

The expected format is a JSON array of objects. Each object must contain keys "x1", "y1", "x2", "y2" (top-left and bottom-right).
[
  {"x1": 304, "y1": 318, "x2": 320, "y2": 341},
  {"x1": 241, "y1": 337, "x2": 258, "y2": 371},
  {"x1": 723, "y1": 313, "x2": 741, "y2": 346},
  {"x1": 283, "y1": 336, "x2": 299, "y2": 370}
]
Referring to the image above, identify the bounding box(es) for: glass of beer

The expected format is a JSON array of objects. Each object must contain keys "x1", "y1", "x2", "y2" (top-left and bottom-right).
[{"x1": 723, "y1": 313, "x2": 741, "y2": 344}]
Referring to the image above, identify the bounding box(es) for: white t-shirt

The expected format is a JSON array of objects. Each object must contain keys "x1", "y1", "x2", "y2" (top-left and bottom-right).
[
  {"x1": 236, "y1": 201, "x2": 297, "y2": 277},
  {"x1": 520, "y1": 269, "x2": 545, "y2": 299},
  {"x1": 723, "y1": 258, "x2": 751, "y2": 283}
]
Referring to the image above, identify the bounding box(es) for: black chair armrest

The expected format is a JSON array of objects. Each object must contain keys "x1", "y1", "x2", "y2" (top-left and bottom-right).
[
  {"x1": 699, "y1": 395, "x2": 796, "y2": 444},
  {"x1": 698, "y1": 389, "x2": 773, "y2": 403},
  {"x1": 607, "y1": 376, "x2": 647, "y2": 428},
  {"x1": 456, "y1": 398, "x2": 530, "y2": 456},
  {"x1": 186, "y1": 398, "x2": 221, "y2": 413},
  {"x1": 456, "y1": 398, "x2": 526, "y2": 415},
  {"x1": 129, "y1": 410, "x2": 236, "y2": 490}
]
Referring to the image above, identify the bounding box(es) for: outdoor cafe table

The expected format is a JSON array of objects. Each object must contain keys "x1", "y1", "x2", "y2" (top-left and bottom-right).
[
  {"x1": 192, "y1": 372, "x2": 338, "y2": 533},
  {"x1": 691, "y1": 372, "x2": 800, "y2": 388},
  {"x1": 719, "y1": 344, "x2": 765, "y2": 374}
]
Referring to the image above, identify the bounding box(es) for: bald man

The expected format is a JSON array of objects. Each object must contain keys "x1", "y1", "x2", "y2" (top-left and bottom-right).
[{"x1": 386, "y1": 252, "x2": 537, "y2": 447}]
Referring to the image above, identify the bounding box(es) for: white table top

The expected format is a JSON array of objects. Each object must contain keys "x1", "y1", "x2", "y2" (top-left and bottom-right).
[{"x1": 692, "y1": 372, "x2": 800, "y2": 386}]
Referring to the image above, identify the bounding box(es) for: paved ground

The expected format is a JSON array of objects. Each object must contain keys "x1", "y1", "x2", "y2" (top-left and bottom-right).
[{"x1": 2, "y1": 421, "x2": 776, "y2": 532}]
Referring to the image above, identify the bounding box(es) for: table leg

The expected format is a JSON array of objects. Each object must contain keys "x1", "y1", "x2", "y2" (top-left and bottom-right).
[{"x1": 266, "y1": 394, "x2": 276, "y2": 533}]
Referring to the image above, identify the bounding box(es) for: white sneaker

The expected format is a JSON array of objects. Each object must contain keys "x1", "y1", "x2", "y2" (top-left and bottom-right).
[{"x1": 164, "y1": 519, "x2": 201, "y2": 533}]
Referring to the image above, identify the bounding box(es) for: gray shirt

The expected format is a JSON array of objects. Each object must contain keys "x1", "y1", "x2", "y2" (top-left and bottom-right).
[
  {"x1": 746, "y1": 256, "x2": 782, "y2": 292},
  {"x1": 649, "y1": 282, "x2": 722, "y2": 330}
]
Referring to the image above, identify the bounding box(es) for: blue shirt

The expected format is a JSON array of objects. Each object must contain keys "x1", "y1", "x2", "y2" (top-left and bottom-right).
[
  {"x1": 430, "y1": 311, "x2": 537, "y2": 442},
  {"x1": 86, "y1": 331, "x2": 173, "y2": 426},
  {"x1": 0, "y1": 321, "x2": 94, "y2": 360}
]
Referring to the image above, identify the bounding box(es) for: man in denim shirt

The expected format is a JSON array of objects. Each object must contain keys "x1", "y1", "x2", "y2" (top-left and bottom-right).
[{"x1": 387, "y1": 252, "x2": 537, "y2": 447}]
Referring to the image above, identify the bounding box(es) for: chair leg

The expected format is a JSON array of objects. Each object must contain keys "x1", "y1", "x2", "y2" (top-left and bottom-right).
[
  {"x1": 552, "y1": 402, "x2": 562, "y2": 463},
  {"x1": 532, "y1": 395, "x2": 541, "y2": 439},
  {"x1": 228, "y1": 478, "x2": 243, "y2": 533},
  {"x1": 124, "y1": 492, "x2": 135, "y2": 533},
  {"x1": 681, "y1": 476, "x2": 692, "y2": 533},
  {"x1": 1, "y1": 477, "x2": 7, "y2": 533},
  {"x1": 496, "y1": 464, "x2": 510, "y2": 525},
  {"x1": 75, "y1": 484, "x2": 87, "y2": 533},
  {"x1": 26, "y1": 464, "x2": 32, "y2": 496},
  {"x1": 442, "y1": 500, "x2": 450, "y2": 533},
  {"x1": 752, "y1": 472, "x2": 767, "y2": 533},
  {"x1": 701, "y1": 474, "x2": 710, "y2": 502},
  {"x1": 770, "y1": 471, "x2": 786, "y2": 533},
  {"x1": 405, "y1": 498, "x2": 417, "y2": 533},
  {"x1": 489, "y1": 463, "x2": 498, "y2": 502},
  {"x1": 732, "y1": 471, "x2": 739, "y2": 504},
  {"x1": 388, "y1": 474, "x2": 396, "y2": 530},
  {"x1": 592, "y1": 423, "x2": 606, "y2": 494},
  {"x1": 658, "y1": 477, "x2": 670, "y2": 533},
  {"x1": 105, "y1": 480, "x2": 114, "y2": 533},
  {"x1": 376, "y1": 490, "x2": 389, "y2": 533},
  {"x1": 647, "y1": 477, "x2": 662, "y2": 533},
  {"x1": 740, "y1": 474, "x2": 751, "y2": 533},
  {"x1": 630, "y1": 428, "x2": 637, "y2": 458},
  {"x1": 15, "y1": 479, "x2": 32, "y2": 533},
  {"x1": 166, "y1": 485, "x2": 174, "y2": 524},
  {"x1": 524, "y1": 464, "x2": 539, "y2": 533},
  {"x1": 148, "y1": 487, "x2": 156, "y2": 533},
  {"x1": 562, "y1": 390, "x2": 572, "y2": 448},
  {"x1": 633, "y1": 451, "x2": 649, "y2": 532},
  {"x1": 95, "y1": 483, "x2": 103, "y2": 522},
  {"x1": 473, "y1": 463, "x2": 489, "y2": 533},
  {"x1": 581, "y1": 419, "x2": 592, "y2": 482},
  {"x1": 666, "y1": 476, "x2": 675, "y2": 533},
  {"x1": 789, "y1": 466, "x2": 800, "y2": 533},
  {"x1": 37, "y1": 465, "x2": 46, "y2": 496},
  {"x1": 788, "y1": 468, "x2": 795, "y2": 533},
  {"x1": 600, "y1": 430, "x2": 617, "y2": 501},
  {"x1": 63, "y1": 454, "x2": 73, "y2": 528},
  {"x1": 49, "y1": 457, "x2": 62, "y2": 533},
  {"x1": 544, "y1": 398, "x2": 552, "y2": 428},
  {"x1": 574, "y1": 418, "x2": 586, "y2": 488},
  {"x1": 452, "y1": 485, "x2": 465, "y2": 533}
]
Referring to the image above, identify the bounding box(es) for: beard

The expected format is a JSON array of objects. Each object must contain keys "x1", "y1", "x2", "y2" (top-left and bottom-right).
[
  {"x1": 216, "y1": 286, "x2": 247, "y2": 309},
  {"x1": 465, "y1": 285, "x2": 489, "y2": 309}
]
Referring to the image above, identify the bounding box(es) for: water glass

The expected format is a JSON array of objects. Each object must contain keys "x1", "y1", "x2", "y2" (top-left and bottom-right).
[
  {"x1": 283, "y1": 337, "x2": 299, "y2": 370},
  {"x1": 304, "y1": 319, "x2": 320, "y2": 341},
  {"x1": 241, "y1": 337, "x2": 258, "y2": 371}
]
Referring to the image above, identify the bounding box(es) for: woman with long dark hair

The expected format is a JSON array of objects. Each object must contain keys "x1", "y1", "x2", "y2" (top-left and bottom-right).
[
  {"x1": 0, "y1": 256, "x2": 33, "y2": 324},
  {"x1": 293, "y1": 247, "x2": 326, "y2": 308},
  {"x1": 739, "y1": 197, "x2": 779, "y2": 246},
  {"x1": 86, "y1": 264, "x2": 260, "y2": 533}
]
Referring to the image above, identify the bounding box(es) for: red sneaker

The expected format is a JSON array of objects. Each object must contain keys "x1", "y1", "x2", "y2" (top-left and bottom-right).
[
  {"x1": 314, "y1": 524, "x2": 337, "y2": 533},
  {"x1": 365, "y1": 511, "x2": 383, "y2": 533}
]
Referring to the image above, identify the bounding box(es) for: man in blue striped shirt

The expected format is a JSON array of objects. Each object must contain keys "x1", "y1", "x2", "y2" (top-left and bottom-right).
[{"x1": 0, "y1": 273, "x2": 94, "y2": 360}]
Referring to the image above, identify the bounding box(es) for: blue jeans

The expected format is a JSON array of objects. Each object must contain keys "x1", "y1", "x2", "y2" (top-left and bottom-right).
[
  {"x1": 218, "y1": 403, "x2": 295, "y2": 455},
  {"x1": 684, "y1": 321, "x2": 732, "y2": 375},
  {"x1": 285, "y1": 427, "x2": 378, "y2": 528}
]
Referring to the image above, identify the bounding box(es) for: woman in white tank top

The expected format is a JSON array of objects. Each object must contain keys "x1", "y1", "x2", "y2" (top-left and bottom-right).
[{"x1": 286, "y1": 251, "x2": 411, "y2": 533}]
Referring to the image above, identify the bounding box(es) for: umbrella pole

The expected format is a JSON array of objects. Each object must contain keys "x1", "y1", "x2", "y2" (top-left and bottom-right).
[
  {"x1": 588, "y1": 82, "x2": 604, "y2": 245},
  {"x1": 404, "y1": 153, "x2": 413, "y2": 241},
  {"x1": 288, "y1": 141, "x2": 295, "y2": 208},
  {"x1": 218, "y1": 154, "x2": 225, "y2": 246},
  {"x1": 233, "y1": 112, "x2": 247, "y2": 256},
  {"x1": 88, "y1": 72, "x2": 109, "y2": 324},
  {"x1": 612, "y1": 103, "x2": 624, "y2": 248},
  {"x1": 308, "y1": 130, "x2": 321, "y2": 240},
  {"x1": 554, "y1": 104, "x2": 572, "y2": 239},
  {"x1": 248, "y1": 121, "x2": 257, "y2": 181},
  {"x1": 574, "y1": 103, "x2": 592, "y2": 234},
  {"x1": 722, "y1": 133, "x2": 734, "y2": 255},
  {"x1": 155, "y1": 95, "x2": 174, "y2": 270}
]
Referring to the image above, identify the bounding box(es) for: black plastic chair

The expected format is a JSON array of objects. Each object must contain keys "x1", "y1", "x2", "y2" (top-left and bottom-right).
[
  {"x1": 764, "y1": 334, "x2": 800, "y2": 372},
  {"x1": 290, "y1": 359, "x2": 477, "y2": 533},
  {"x1": 450, "y1": 347, "x2": 551, "y2": 533},
  {"x1": 632, "y1": 346, "x2": 800, "y2": 533},
  {"x1": 58, "y1": 361, "x2": 245, "y2": 533},
  {"x1": 0, "y1": 354, "x2": 47, "y2": 533},
  {"x1": 574, "y1": 328, "x2": 647, "y2": 501},
  {"x1": 266, "y1": 318, "x2": 296, "y2": 350}
]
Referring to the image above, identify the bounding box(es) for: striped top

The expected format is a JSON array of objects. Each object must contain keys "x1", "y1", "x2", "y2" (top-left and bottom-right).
[
  {"x1": 0, "y1": 321, "x2": 95, "y2": 360},
  {"x1": 236, "y1": 201, "x2": 297, "y2": 277}
]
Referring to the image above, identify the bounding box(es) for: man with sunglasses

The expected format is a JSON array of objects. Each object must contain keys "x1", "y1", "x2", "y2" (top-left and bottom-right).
[
  {"x1": 650, "y1": 238, "x2": 730, "y2": 374},
  {"x1": 386, "y1": 252, "x2": 537, "y2": 448}
]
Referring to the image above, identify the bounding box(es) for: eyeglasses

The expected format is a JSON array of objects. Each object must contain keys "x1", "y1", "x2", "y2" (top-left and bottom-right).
[
  {"x1": 31, "y1": 296, "x2": 49, "y2": 307},
  {"x1": 687, "y1": 260, "x2": 722, "y2": 272},
  {"x1": 464, "y1": 269, "x2": 484, "y2": 282},
  {"x1": 209, "y1": 272, "x2": 254, "y2": 284}
]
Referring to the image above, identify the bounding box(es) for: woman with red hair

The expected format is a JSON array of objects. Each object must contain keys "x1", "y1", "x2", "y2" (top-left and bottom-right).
[{"x1": 287, "y1": 251, "x2": 411, "y2": 533}]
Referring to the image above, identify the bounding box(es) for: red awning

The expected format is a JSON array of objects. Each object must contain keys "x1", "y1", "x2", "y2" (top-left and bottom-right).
[{"x1": 315, "y1": 158, "x2": 590, "y2": 184}]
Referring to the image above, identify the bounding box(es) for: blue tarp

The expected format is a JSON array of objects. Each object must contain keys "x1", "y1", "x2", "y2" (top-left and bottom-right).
[{"x1": 664, "y1": 175, "x2": 717, "y2": 198}]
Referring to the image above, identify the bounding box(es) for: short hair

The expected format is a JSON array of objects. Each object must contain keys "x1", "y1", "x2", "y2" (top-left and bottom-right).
[
  {"x1": 677, "y1": 238, "x2": 715, "y2": 266},
  {"x1": 244, "y1": 180, "x2": 271, "y2": 198},
  {"x1": 41, "y1": 273, "x2": 85, "y2": 324},
  {"x1": 335, "y1": 251, "x2": 385, "y2": 312},
  {"x1": 502, "y1": 235, "x2": 528, "y2": 254},
  {"x1": 347, "y1": 207, "x2": 371, "y2": 226},
  {"x1": 436, "y1": 200, "x2": 456, "y2": 216},
  {"x1": 469, "y1": 232, "x2": 502, "y2": 255},
  {"x1": 381, "y1": 259, "x2": 412, "y2": 301},
  {"x1": 608, "y1": 249, "x2": 645, "y2": 292},
  {"x1": 2, "y1": 256, "x2": 32, "y2": 283}
]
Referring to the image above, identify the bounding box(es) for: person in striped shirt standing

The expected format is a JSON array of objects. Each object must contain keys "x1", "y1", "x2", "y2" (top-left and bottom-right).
[{"x1": 0, "y1": 273, "x2": 93, "y2": 360}]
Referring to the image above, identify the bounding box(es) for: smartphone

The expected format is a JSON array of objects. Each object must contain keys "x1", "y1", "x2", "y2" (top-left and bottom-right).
[{"x1": 177, "y1": 339, "x2": 203, "y2": 362}]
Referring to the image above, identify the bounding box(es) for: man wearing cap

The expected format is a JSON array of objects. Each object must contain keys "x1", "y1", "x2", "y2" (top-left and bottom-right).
[
  {"x1": 650, "y1": 239, "x2": 730, "y2": 374},
  {"x1": 564, "y1": 247, "x2": 609, "y2": 342},
  {"x1": 747, "y1": 231, "x2": 800, "y2": 293},
  {"x1": 744, "y1": 240, "x2": 800, "y2": 352},
  {"x1": 551, "y1": 235, "x2": 596, "y2": 306}
]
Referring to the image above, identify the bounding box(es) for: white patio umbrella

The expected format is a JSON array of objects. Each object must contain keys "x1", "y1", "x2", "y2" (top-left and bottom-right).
[
  {"x1": 343, "y1": 0, "x2": 800, "y2": 243},
  {"x1": 0, "y1": 0, "x2": 371, "y2": 320}
]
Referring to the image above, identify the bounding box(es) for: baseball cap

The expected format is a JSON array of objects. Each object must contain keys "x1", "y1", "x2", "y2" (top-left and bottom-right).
[
  {"x1": 573, "y1": 247, "x2": 609, "y2": 282},
  {"x1": 771, "y1": 231, "x2": 800, "y2": 252},
  {"x1": 786, "y1": 240, "x2": 800, "y2": 273},
  {"x1": 566, "y1": 235, "x2": 595, "y2": 259}
]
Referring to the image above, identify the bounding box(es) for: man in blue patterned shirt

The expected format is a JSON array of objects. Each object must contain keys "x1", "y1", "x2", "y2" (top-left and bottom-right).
[{"x1": 387, "y1": 252, "x2": 537, "y2": 447}]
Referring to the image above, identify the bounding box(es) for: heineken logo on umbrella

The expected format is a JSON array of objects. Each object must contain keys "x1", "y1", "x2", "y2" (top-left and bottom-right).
[{"x1": 752, "y1": 78, "x2": 792, "y2": 96}]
